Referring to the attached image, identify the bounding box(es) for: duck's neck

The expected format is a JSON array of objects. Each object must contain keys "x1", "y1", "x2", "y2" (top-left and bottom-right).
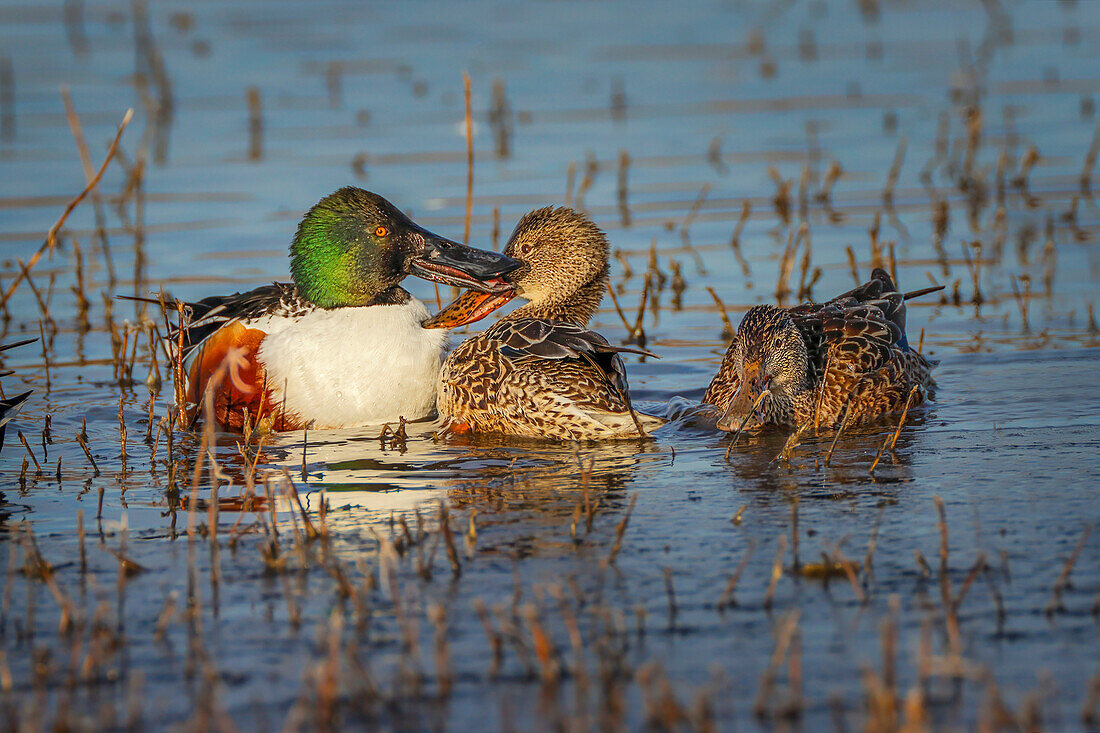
[{"x1": 507, "y1": 265, "x2": 608, "y2": 327}]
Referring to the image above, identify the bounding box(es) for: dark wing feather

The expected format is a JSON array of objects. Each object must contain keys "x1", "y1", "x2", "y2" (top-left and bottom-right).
[
  {"x1": 0, "y1": 338, "x2": 37, "y2": 353},
  {"x1": 488, "y1": 318, "x2": 654, "y2": 400},
  {"x1": 824, "y1": 268, "x2": 910, "y2": 348},
  {"x1": 792, "y1": 298, "x2": 897, "y2": 383},
  {"x1": 0, "y1": 389, "x2": 33, "y2": 451},
  {"x1": 123, "y1": 283, "x2": 311, "y2": 359},
  {"x1": 0, "y1": 390, "x2": 33, "y2": 428}
]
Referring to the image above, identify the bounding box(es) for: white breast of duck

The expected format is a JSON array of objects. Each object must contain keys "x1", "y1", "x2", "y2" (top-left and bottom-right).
[{"x1": 248, "y1": 298, "x2": 448, "y2": 429}]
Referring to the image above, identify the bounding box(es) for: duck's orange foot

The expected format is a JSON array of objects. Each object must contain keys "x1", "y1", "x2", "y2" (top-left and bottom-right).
[{"x1": 437, "y1": 421, "x2": 473, "y2": 438}]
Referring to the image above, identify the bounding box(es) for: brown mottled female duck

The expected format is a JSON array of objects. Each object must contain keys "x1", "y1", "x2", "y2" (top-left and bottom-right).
[
  {"x1": 703, "y1": 268, "x2": 941, "y2": 432},
  {"x1": 423, "y1": 207, "x2": 665, "y2": 441}
]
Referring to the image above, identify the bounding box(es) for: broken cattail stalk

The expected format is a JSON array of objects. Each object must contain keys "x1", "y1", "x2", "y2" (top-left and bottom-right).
[
  {"x1": 61, "y1": 87, "x2": 115, "y2": 287},
  {"x1": 2, "y1": 107, "x2": 132, "y2": 308},
  {"x1": 37, "y1": 319, "x2": 51, "y2": 391},
  {"x1": 769, "y1": 167, "x2": 792, "y2": 224},
  {"x1": 1010, "y1": 274, "x2": 1032, "y2": 332},
  {"x1": 882, "y1": 136, "x2": 907, "y2": 205},
  {"x1": 724, "y1": 390, "x2": 770, "y2": 459},
  {"x1": 752, "y1": 608, "x2": 800, "y2": 717},
  {"x1": 564, "y1": 160, "x2": 576, "y2": 207},
  {"x1": 823, "y1": 404, "x2": 852, "y2": 467},
  {"x1": 718, "y1": 540, "x2": 755, "y2": 610},
  {"x1": 729, "y1": 200, "x2": 753, "y2": 277},
  {"x1": 438, "y1": 500, "x2": 462, "y2": 576},
  {"x1": 605, "y1": 281, "x2": 634, "y2": 333},
  {"x1": 617, "y1": 149, "x2": 631, "y2": 226},
  {"x1": 488, "y1": 78, "x2": 511, "y2": 158},
  {"x1": 246, "y1": 86, "x2": 262, "y2": 161},
  {"x1": 1046, "y1": 524, "x2": 1092, "y2": 615},
  {"x1": 1081, "y1": 121, "x2": 1100, "y2": 190},
  {"x1": 572, "y1": 150, "x2": 598, "y2": 208},
  {"x1": 869, "y1": 386, "x2": 920, "y2": 474},
  {"x1": 705, "y1": 286, "x2": 735, "y2": 341},
  {"x1": 708, "y1": 136, "x2": 727, "y2": 174},
  {"x1": 662, "y1": 567, "x2": 678, "y2": 627},
  {"x1": 18, "y1": 432, "x2": 41, "y2": 473},
  {"x1": 816, "y1": 160, "x2": 843, "y2": 202},
  {"x1": 462, "y1": 71, "x2": 474, "y2": 247},
  {"x1": 491, "y1": 206, "x2": 500, "y2": 250},
  {"x1": 790, "y1": 498, "x2": 801, "y2": 571},
  {"x1": 1012, "y1": 145, "x2": 1039, "y2": 191},
  {"x1": 473, "y1": 599, "x2": 504, "y2": 677},
  {"x1": 774, "y1": 225, "x2": 804, "y2": 304},
  {"x1": 762, "y1": 534, "x2": 787, "y2": 609},
  {"x1": 629, "y1": 272, "x2": 651, "y2": 348},
  {"x1": 845, "y1": 245, "x2": 860, "y2": 286},
  {"x1": 607, "y1": 493, "x2": 638, "y2": 564},
  {"x1": 0, "y1": 55, "x2": 13, "y2": 142},
  {"x1": 75, "y1": 431, "x2": 99, "y2": 476}
]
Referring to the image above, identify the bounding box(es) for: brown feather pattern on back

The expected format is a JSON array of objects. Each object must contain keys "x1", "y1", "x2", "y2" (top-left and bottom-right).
[{"x1": 436, "y1": 207, "x2": 664, "y2": 440}]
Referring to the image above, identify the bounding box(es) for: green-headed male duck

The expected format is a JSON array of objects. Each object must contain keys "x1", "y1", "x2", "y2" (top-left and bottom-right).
[{"x1": 165, "y1": 187, "x2": 519, "y2": 431}]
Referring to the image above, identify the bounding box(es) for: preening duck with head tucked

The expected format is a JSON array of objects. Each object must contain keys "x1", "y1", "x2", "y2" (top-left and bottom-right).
[
  {"x1": 703, "y1": 268, "x2": 942, "y2": 433},
  {"x1": 425, "y1": 206, "x2": 665, "y2": 441}
]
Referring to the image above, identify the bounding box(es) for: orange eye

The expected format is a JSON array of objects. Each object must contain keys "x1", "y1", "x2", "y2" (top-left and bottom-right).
[{"x1": 374, "y1": 226, "x2": 389, "y2": 237}]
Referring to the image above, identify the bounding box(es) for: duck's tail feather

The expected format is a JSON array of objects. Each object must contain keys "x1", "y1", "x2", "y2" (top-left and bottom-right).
[{"x1": 584, "y1": 409, "x2": 666, "y2": 439}]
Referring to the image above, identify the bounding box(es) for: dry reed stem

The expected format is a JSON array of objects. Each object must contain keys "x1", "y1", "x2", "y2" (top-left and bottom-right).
[
  {"x1": 722, "y1": 390, "x2": 770, "y2": 459},
  {"x1": 869, "y1": 385, "x2": 920, "y2": 473},
  {"x1": 718, "y1": 540, "x2": 756, "y2": 610},
  {"x1": 462, "y1": 72, "x2": 474, "y2": 246},
  {"x1": 705, "y1": 287, "x2": 735, "y2": 340},
  {"x1": 883, "y1": 136, "x2": 907, "y2": 205},
  {"x1": 1, "y1": 108, "x2": 132, "y2": 308},
  {"x1": 17, "y1": 432, "x2": 41, "y2": 473},
  {"x1": 845, "y1": 245, "x2": 860, "y2": 285},
  {"x1": 823, "y1": 402, "x2": 853, "y2": 467},
  {"x1": 629, "y1": 272, "x2": 651, "y2": 347},
  {"x1": 75, "y1": 431, "x2": 99, "y2": 476},
  {"x1": 564, "y1": 160, "x2": 576, "y2": 207},
  {"x1": 762, "y1": 535, "x2": 787, "y2": 610},
  {"x1": 607, "y1": 494, "x2": 638, "y2": 564},
  {"x1": 60, "y1": 86, "x2": 114, "y2": 285},
  {"x1": 605, "y1": 281, "x2": 634, "y2": 333},
  {"x1": 679, "y1": 184, "x2": 711, "y2": 274},
  {"x1": 752, "y1": 608, "x2": 799, "y2": 717},
  {"x1": 617, "y1": 149, "x2": 631, "y2": 226},
  {"x1": 1046, "y1": 524, "x2": 1092, "y2": 614},
  {"x1": 729, "y1": 201, "x2": 752, "y2": 277},
  {"x1": 438, "y1": 500, "x2": 462, "y2": 577},
  {"x1": 1081, "y1": 121, "x2": 1100, "y2": 189}
]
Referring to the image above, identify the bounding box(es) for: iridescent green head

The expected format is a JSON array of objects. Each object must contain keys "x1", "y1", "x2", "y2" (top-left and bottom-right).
[{"x1": 289, "y1": 188, "x2": 520, "y2": 308}]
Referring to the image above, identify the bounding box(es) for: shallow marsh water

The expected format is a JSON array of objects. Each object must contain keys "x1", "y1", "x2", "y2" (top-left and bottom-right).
[{"x1": 2, "y1": 0, "x2": 1100, "y2": 729}]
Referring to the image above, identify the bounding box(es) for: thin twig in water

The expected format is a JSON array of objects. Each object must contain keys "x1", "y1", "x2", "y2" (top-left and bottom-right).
[
  {"x1": 1, "y1": 108, "x2": 132, "y2": 308},
  {"x1": 869, "y1": 386, "x2": 920, "y2": 474},
  {"x1": 823, "y1": 403, "x2": 852, "y2": 467},
  {"x1": 723, "y1": 390, "x2": 770, "y2": 459},
  {"x1": 705, "y1": 287, "x2": 735, "y2": 341},
  {"x1": 462, "y1": 71, "x2": 474, "y2": 246},
  {"x1": 607, "y1": 494, "x2": 638, "y2": 564}
]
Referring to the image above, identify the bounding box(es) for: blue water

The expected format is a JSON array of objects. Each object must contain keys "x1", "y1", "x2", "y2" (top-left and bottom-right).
[{"x1": 1, "y1": 0, "x2": 1099, "y2": 728}]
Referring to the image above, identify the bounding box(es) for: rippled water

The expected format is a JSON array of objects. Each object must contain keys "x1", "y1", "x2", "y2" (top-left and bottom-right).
[{"x1": 2, "y1": 0, "x2": 1100, "y2": 729}]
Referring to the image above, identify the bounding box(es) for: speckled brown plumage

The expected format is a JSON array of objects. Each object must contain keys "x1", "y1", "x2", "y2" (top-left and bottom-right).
[
  {"x1": 703, "y1": 268, "x2": 939, "y2": 431},
  {"x1": 434, "y1": 207, "x2": 665, "y2": 440}
]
